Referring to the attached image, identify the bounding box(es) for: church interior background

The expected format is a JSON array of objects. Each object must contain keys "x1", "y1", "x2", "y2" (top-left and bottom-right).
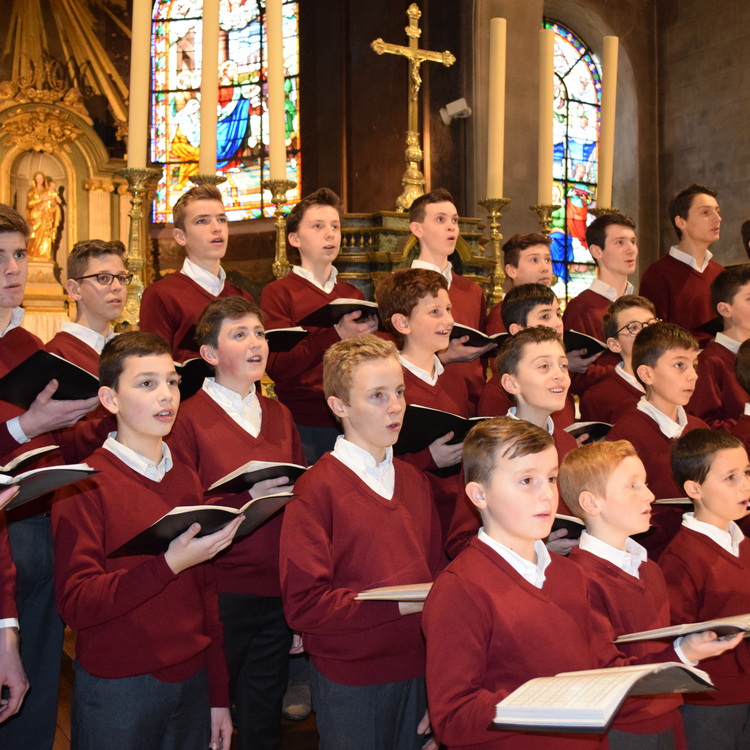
[{"x1": 0, "y1": 0, "x2": 748, "y2": 341}]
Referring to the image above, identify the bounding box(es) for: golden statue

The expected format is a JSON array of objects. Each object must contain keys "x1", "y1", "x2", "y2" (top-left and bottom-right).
[{"x1": 26, "y1": 171, "x2": 62, "y2": 261}]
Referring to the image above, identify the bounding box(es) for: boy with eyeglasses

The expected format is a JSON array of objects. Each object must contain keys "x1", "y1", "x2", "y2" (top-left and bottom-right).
[
  {"x1": 47, "y1": 240, "x2": 130, "y2": 375},
  {"x1": 580, "y1": 296, "x2": 658, "y2": 424}
]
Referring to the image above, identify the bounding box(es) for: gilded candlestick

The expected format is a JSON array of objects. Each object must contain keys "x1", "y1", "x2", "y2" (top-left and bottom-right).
[
  {"x1": 189, "y1": 174, "x2": 228, "y2": 187},
  {"x1": 591, "y1": 206, "x2": 620, "y2": 217},
  {"x1": 262, "y1": 178, "x2": 297, "y2": 279},
  {"x1": 529, "y1": 203, "x2": 561, "y2": 238},
  {"x1": 478, "y1": 197, "x2": 511, "y2": 307}
]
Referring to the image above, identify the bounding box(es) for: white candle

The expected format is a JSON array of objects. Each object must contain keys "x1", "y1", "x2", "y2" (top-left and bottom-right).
[
  {"x1": 199, "y1": 0, "x2": 220, "y2": 175},
  {"x1": 487, "y1": 18, "x2": 507, "y2": 198},
  {"x1": 266, "y1": 0, "x2": 286, "y2": 180},
  {"x1": 537, "y1": 28, "x2": 555, "y2": 205},
  {"x1": 597, "y1": 36, "x2": 619, "y2": 209},
  {"x1": 126, "y1": 0, "x2": 152, "y2": 169}
]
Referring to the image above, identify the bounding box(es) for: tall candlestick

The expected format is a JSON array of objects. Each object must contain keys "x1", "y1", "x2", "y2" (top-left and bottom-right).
[
  {"x1": 487, "y1": 18, "x2": 507, "y2": 198},
  {"x1": 126, "y1": 0, "x2": 152, "y2": 169},
  {"x1": 537, "y1": 28, "x2": 555, "y2": 205},
  {"x1": 597, "y1": 36, "x2": 619, "y2": 209},
  {"x1": 199, "y1": 0, "x2": 220, "y2": 175},
  {"x1": 266, "y1": 0, "x2": 286, "y2": 180}
]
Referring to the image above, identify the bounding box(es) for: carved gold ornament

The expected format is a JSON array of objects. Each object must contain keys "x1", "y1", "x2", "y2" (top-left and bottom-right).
[{"x1": 4, "y1": 109, "x2": 82, "y2": 153}]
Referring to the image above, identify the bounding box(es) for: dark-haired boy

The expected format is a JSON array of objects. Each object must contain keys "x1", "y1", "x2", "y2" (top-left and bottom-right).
[
  {"x1": 52, "y1": 331, "x2": 242, "y2": 750},
  {"x1": 580, "y1": 296, "x2": 656, "y2": 424},
  {"x1": 639, "y1": 184, "x2": 724, "y2": 343},
  {"x1": 140, "y1": 184, "x2": 254, "y2": 362},
  {"x1": 169, "y1": 296, "x2": 305, "y2": 750},
  {"x1": 262, "y1": 188, "x2": 377, "y2": 463},
  {"x1": 280, "y1": 335, "x2": 443, "y2": 750},
  {"x1": 687, "y1": 264, "x2": 750, "y2": 430},
  {"x1": 409, "y1": 188, "x2": 494, "y2": 412},
  {"x1": 486, "y1": 233, "x2": 553, "y2": 335},
  {"x1": 660, "y1": 429, "x2": 750, "y2": 748},
  {"x1": 47, "y1": 239, "x2": 129, "y2": 375}
]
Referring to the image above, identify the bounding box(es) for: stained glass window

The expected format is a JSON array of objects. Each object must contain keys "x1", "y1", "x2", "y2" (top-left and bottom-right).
[
  {"x1": 151, "y1": 0, "x2": 300, "y2": 223},
  {"x1": 544, "y1": 19, "x2": 601, "y2": 304}
]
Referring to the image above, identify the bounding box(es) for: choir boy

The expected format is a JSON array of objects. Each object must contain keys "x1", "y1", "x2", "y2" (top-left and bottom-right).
[
  {"x1": 169, "y1": 297, "x2": 306, "y2": 750},
  {"x1": 261, "y1": 188, "x2": 377, "y2": 463},
  {"x1": 580, "y1": 295, "x2": 657, "y2": 424},
  {"x1": 639, "y1": 184, "x2": 724, "y2": 343},
  {"x1": 661, "y1": 429, "x2": 750, "y2": 748},
  {"x1": 140, "y1": 184, "x2": 255, "y2": 363},
  {"x1": 280, "y1": 335, "x2": 443, "y2": 750},
  {"x1": 688, "y1": 264, "x2": 750, "y2": 430},
  {"x1": 52, "y1": 331, "x2": 241, "y2": 750},
  {"x1": 47, "y1": 239, "x2": 128, "y2": 374}
]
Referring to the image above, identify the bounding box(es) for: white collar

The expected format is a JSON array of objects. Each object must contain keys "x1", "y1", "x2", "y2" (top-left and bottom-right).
[
  {"x1": 292, "y1": 264, "x2": 338, "y2": 294},
  {"x1": 202, "y1": 377, "x2": 261, "y2": 437},
  {"x1": 669, "y1": 245, "x2": 713, "y2": 273},
  {"x1": 636, "y1": 396, "x2": 687, "y2": 439},
  {"x1": 589, "y1": 277, "x2": 634, "y2": 301},
  {"x1": 745, "y1": 403, "x2": 750, "y2": 417},
  {"x1": 0, "y1": 307, "x2": 24, "y2": 338},
  {"x1": 103, "y1": 433, "x2": 173, "y2": 482},
  {"x1": 181, "y1": 257, "x2": 226, "y2": 296},
  {"x1": 60, "y1": 321, "x2": 116, "y2": 354},
  {"x1": 331, "y1": 435, "x2": 395, "y2": 500},
  {"x1": 682, "y1": 512, "x2": 744, "y2": 557},
  {"x1": 579, "y1": 530, "x2": 648, "y2": 578},
  {"x1": 398, "y1": 353, "x2": 444, "y2": 386},
  {"x1": 478, "y1": 528, "x2": 551, "y2": 588},
  {"x1": 507, "y1": 406, "x2": 555, "y2": 436},
  {"x1": 614, "y1": 361, "x2": 645, "y2": 392},
  {"x1": 411, "y1": 258, "x2": 453, "y2": 287},
  {"x1": 714, "y1": 331, "x2": 741, "y2": 354}
]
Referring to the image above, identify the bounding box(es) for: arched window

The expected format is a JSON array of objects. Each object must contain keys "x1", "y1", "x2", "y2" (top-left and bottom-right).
[
  {"x1": 544, "y1": 19, "x2": 601, "y2": 303},
  {"x1": 151, "y1": 0, "x2": 300, "y2": 223}
]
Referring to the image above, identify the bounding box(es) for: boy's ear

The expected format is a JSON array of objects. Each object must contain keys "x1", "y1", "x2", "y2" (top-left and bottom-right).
[
  {"x1": 409, "y1": 220, "x2": 424, "y2": 239},
  {"x1": 199, "y1": 343, "x2": 219, "y2": 367},
  {"x1": 98, "y1": 385, "x2": 118, "y2": 415},
  {"x1": 683, "y1": 479, "x2": 701, "y2": 502},
  {"x1": 172, "y1": 226, "x2": 187, "y2": 247},
  {"x1": 327, "y1": 395, "x2": 347, "y2": 420},
  {"x1": 287, "y1": 231, "x2": 301, "y2": 249},
  {"x1": 65, "y1": 277, "x2": 82, "y2": 301},
  {"x1": 505, "y1": 263, "x2": 518, "y2": 280},
  {"x1": 577, "y1": 490, "x2": 600, "y2": 516},
  {"x1": 636, "y1": 363, "x2": 654, "y2": 386},
  {"x1": 500, "y1": 372, "x2": 520, "y2": 395},
  {"x1": 508, "y1": 323, "x2": 524, "y2": 336},
  {"x1": 588, "y1": 243, "x2": 604, "y2": 263},
  {"x1": 716, "y1": 300, "x2": 732, "y2": 320},
  {"x1": 390, "y1": 312, "x2": 411, "y2": 336},
  {"x1": 606, "y1": 336, "x2": 623, "y2": 355},
  {"x1": 465, "y1": 481, "x2": 487, "y2": 510}
]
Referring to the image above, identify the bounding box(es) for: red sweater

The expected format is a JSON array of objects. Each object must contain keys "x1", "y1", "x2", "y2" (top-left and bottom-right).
[
  {"x1": 659, "y1": 527, "x2": 750, "y2": 705},
  {"x1": 140, "y1": 272, "x2": 254, "y2": 362},
  {"x1": 569, "y1": 548, "x2": 684, "y2": 734},
  {"x1": 261, "y1": 272, "x2": 363, "y2": 428},
  {"x1": 688, "y1": 340, "x2": 746, "y2": 430},
  {"x1": 562, "y1": 288, "x2": 610, "y2": 341},
  {"x1": 423, "y1": 538, "x2": 622, "y2": 749},
  {"x1": 46, "y1": 331, "x2": 100, "y2": 375},
  {"x1": 731, "y1": 414, "x2": 750, "y2": 459},
  {"x1": 0, "y1": 511, "x2": 17, "y2": 621},
  {"x1": 486, "y1": 300, "x2": 505, "y2": 335},
  {"x1": 638, "y1": 255, "x2": 723, "y2": 344},
  {"x1": 168, "y1": 388, "x2": 305, "y2": 596},
  {"x1": 279, "y1": 453, "x2": 443, "y2": 686},
  {"x1": 580, "y1": 368, "x2": 643, "y2": 425},
  {"x1": 52, "y1": 448, "x2": 229, "y2": 705}
]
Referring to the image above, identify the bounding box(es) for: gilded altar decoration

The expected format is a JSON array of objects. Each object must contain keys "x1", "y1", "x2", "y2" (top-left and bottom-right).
[
  {"x1": 4, "y1": 109, "x2": 82, "y2": 153},
  {"x1": 26, "y1": 172, "x2": 63, "y2": 261}
]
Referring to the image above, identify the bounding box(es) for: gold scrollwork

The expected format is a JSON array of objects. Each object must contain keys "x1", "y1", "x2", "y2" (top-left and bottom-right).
[{"x1": 4, "y1": 109, "x2": 82, "y2": 153}]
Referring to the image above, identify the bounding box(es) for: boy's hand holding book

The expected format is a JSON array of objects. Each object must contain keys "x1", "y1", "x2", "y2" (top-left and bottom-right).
[
  {"x1": 0, "y1": 486, "x2": 18, "y2": 512},
  {"x1": 164, "y1": 515, "x2": 244, "y2": 574},
  {"x1": 429, "y1": 431, "x2": 463, "y2": 468},
  {"x1": 439, "y1": 335, "x2": 496, "y2": 364},
  {"x1": 679, "y1": 630, "x2": 744, "y2": 662},
  {"x1": 334, "y1": 310, "x2": 379, "y2": 339},
  {"x1": 18, "y1": 379, "x2": 100, "y2": 439},
  {"x1": 249, "y1": 475, "x2": 295, "y2": 499}
]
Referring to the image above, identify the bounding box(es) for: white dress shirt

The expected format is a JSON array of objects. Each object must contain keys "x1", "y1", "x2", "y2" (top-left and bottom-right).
[
  {"x1": 331, "y1": 436, "x2": 395, "y2": 500},
  {"x1": 636, "y1": 397, "x2": 688, "y2": 440},
  {"x1": 59, "y1": 321, "x2": 116, "y2": 354},
  {"x1": 589, "y1": 277, "x2": 635, "y2": 301},
  {"x1": 411, "y1": 258, "x2": 453, "y2": 288},
  {"x1": 669, "y1": 245, "x2": 713, "y2": 274},
  {"x1": 398, "y1": 354, "x2": 444, "y2": 387},
  {"x1": 292, "y1": 264, "x2": 338, "y2": 294},
  {"x1": 202, "y1": 378, "x2": 262, "y2": 437},
  {"x1": 682, "y1": 512, "x2": 744, "y2": 557},
  {"x1": 181, "y1": 257, "x2": 226, "y2": 296},
  {"x1": 103, "y1": 433, "x2": 173, "y2": 482},
  {"x1": 478, "y1": 528, "x2": 551, "y2": 588}
]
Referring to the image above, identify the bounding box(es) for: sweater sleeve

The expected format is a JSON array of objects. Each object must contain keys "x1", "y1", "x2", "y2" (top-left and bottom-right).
[
  {"x1": 197, "y1": 562, "x2": 230, "y2": 707},
  {"x1": 0, "y1": 513, "x2": 17, "y2": 621}
]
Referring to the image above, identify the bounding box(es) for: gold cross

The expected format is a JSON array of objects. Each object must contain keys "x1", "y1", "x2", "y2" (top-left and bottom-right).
[{"x1": 371, "y1": 3, "x2": 455, "y2": 210}]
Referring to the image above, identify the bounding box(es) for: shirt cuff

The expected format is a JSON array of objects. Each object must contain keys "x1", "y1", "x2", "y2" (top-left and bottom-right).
[
  {"x1": 673, "y1": 636, "x2": 697, "y2": 665},
  {"x1": 0, "y1": 618, "x2": 19, "y2": 630},
  {"x1": 6, "y1": 417, "x2": 29, "y2": 445}
]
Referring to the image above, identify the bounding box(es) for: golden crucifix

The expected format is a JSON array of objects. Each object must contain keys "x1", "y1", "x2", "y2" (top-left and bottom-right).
[{"x1": 371, "y1": 3, "x2": 456, "y2": 211}]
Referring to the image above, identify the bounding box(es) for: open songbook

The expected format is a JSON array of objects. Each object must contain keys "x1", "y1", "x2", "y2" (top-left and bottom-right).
[
  {"x1": 551, "y1": 513, "x2": 585, "y2": 541},
  {"x1": 355, "y1": 583, "x2": 433, "y2": 601},
  {"x1": 564, "y1": 422, "x2": 612, "y2": 444},
  {"x1": 108, "y1": 492, "x2": 296, "y2": 558},
  {"x1": 207, "y1": 461, "x2": 307, "y2": 495},
  {"x1": 394, "y1": 404, "x2": 488, "y2": 456},
  {"x1": 0, "y1": 445, "x2": 59, "y2": 475},
  {"x1": 615, "y1": 613, "x2": 750, "y2": 643},
  {"x1": 450, "y1": 324, "x2": 508, "y2": 350},
  {"x1": 492, "y1": 662, "x2": 714, "y2": 733},
  {"x1": 296, "y1": 299, "x2": 379, "y2": 328},
  {"x1": 265, "y1": 327, "x2": 309, "y2": 352},
  {"x1": 563, "y1": 330, "x2": 607, "y2": 358},
  {"x1": 0, "y1": 463, "x2": 98, "y2": 511}
]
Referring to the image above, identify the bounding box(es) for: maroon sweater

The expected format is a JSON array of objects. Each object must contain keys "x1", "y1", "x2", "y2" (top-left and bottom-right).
[
  {"x1": 562, "y1": 287, "x2": 610, "y2": 341},
  {"x1": 279, "y1": 453, "x2": 443, "y2": 686},
  {"x1": 52, "y1": 448, "x2": 229, "y2": 705},
  {"x1": 732, "y1": 414, "x2": 750, "y2": 458},
  {"x1": 140, "y1": 272, "x2": 254, "y2": 362},
  {"x1": 688, "y1": 340, "x2": 746, "y2": 430},
  {"x1": 580, "y1": 368, "x2": 643, "y2": 425},
  {"x1": 46, "y1": 331, "x2": 101, "y2": 375},
  {"x1": 486, "y1": 300, "x2": 505, "y2": 335},
  {"x1": 659, "y1": 527, "x2": 750, "y2": 705},
  {"x1": 639, "y1": 255, "x2": 723, "y2": 345},
  {"x1": 423, "y1": 538, "x2": 624, "y2": 749},
  {"x1": 569, "y1": 548, "x2": 684, "y2": 734},
  {"x1": 261, "y1": 272, "x2": 364, "y2": 428},
  {"x1": 168, "y1": 388, "x2": 305, "y2": 596}
]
